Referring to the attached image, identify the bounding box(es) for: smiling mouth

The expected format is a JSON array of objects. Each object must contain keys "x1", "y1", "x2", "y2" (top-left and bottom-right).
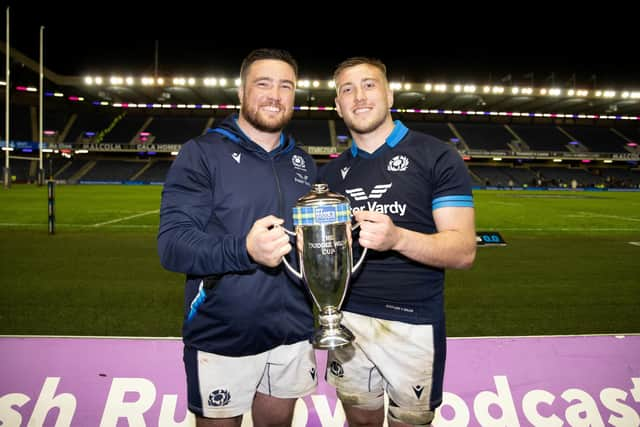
[
  {"x1": 354, "y1": 107, "x2": 372, "y2": 115},
  {"x1": 262, "y1": 104, "x2": 282, "y2": 113}
]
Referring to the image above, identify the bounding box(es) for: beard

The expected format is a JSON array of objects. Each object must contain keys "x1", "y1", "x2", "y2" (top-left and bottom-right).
[
  {"x1": 240, "y1": 103, "x2": 293, "y2": 133},
  {"x1": 342, "y1": 110, "x2": 388, "y2": 135}
]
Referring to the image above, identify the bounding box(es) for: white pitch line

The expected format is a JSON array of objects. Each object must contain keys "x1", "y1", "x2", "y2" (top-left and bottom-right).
[
  {"x1": 574, "y1": 211, "x2": 640, "y2": 222},
  {"x1": 90, "y1": 209, "x2": 160, "y2": 227},
  {"x1": 0, "y1": 223, "x2": 155, "y2": 229}
]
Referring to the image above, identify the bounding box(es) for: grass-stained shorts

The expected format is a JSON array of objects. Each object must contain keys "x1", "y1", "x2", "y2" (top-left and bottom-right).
[{"x1": 327, "y1": 311, "x2": 445, "y2": 425}]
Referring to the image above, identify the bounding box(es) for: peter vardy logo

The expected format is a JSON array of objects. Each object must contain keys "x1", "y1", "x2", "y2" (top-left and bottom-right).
[
  {"x1": 346, "y1": 183, "x2": 392, "y2": 201},
  {"x1": 346, "y1": 183, "x2": 407, "y2": 216}
]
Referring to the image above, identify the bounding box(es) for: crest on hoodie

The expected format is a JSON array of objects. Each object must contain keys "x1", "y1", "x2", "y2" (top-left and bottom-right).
[{"x1": 292, "y1": 155, "x2": 307, "y2": 171}]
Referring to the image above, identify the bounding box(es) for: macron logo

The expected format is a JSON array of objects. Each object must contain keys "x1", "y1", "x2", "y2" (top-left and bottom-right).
[
  {"x1": 345, "y1": 183, "x2": 392, "y2": 201},
  {"x1": 340, "y1": 166, "x2": 350, "y2": 179},
  {"x1": 232, "y1": 153, "x2": 241, "y2": 164}
]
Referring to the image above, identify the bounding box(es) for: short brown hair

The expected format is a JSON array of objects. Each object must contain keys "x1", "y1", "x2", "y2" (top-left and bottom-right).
[
  {"x1": 240, "y1": 48, "x2": 298, "y2": 84},
  {"x1": 333, "y1": 57, "x2": 387, "y2": 87}
]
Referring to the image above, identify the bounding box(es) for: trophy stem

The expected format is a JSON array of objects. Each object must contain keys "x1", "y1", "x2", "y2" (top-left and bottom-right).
[{"x1": 312, "y1": 307, "x2": 354, "y2": 349}]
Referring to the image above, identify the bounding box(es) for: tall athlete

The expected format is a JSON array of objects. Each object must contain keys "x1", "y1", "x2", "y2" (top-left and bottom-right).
[
  {"x1": 321, "y1": 57, "x2": 476, "y2": 426},
  {"x1": 158, "y1": 49, "x2": 317, "y2": 427}
]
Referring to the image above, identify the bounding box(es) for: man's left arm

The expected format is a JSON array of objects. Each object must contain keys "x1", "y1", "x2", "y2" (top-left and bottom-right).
[{"x1": 354, "y1": 207, "x2": 476, "y2": 269}]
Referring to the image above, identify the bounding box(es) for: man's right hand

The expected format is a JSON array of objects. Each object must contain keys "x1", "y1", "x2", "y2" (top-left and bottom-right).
[{"x1": 246, "y1": 215, "x2": 292, "y2": 268}]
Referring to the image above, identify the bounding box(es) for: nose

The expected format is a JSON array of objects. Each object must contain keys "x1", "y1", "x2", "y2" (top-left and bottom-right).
[
  {"x1": 267, "y1": 85, "x2": 283, "y2": 102},
  {"x1": 354, "y1": 86, "x2": 367, "y2": 103}
]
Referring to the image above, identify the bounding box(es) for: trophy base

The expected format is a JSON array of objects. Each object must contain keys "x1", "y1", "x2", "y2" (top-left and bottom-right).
[{"x1": 312, "y1": 325, "x2": 354, "y2": 349}]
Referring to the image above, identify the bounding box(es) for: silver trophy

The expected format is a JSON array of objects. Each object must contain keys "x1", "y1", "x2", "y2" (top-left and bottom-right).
[{"x1": 283, "y1": 183, "x2": 367, "y2": 349}]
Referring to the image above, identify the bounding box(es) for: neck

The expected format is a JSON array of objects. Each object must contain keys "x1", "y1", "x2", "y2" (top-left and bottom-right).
[
  {"x1": 351, "y1": 116, "x2": 395, "y2": 154},
  {"x1": 237, "y1": 115, "x2": 281, "y2": 152}
]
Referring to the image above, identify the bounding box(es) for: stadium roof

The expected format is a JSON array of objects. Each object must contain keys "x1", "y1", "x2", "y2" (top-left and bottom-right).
[
  {"x1": 4, "y1": 46, "x2": 638, "y2": 120},
  {"x1": 2, "y1": 7, "x2": 639, "y2": 119}
]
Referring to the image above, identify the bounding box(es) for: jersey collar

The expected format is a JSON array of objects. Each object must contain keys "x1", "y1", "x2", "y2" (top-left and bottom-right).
[{"x1": 350, "y1": 120, "x2": 408, "y2": 158}]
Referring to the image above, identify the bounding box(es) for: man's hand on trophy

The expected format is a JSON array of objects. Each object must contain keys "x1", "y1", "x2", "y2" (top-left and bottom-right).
[
  {"x1": 353, "y1": 210, "x2": 400, "y2": 252},
  {"x1": 246, "y1": 216, "x2": 293, "y2": 267}
]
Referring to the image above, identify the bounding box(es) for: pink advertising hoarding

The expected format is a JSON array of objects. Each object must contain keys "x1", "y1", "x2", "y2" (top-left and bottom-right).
[{"x1": 1, "y1": 335, "x2": 639, "y2": 426}]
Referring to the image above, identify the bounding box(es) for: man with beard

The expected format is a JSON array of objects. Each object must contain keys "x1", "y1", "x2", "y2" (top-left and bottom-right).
[
  {"x1": 321, "y1": 57, "x2": 476, "y2": 427},
  {"x1": 158, "y1": 49, "x2": 317, "y2": 427}
]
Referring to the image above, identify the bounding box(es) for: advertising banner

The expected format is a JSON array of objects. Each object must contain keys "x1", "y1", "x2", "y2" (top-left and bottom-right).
[{"x1": 1, "y1": 335, "x2": 639, "y2": 426}]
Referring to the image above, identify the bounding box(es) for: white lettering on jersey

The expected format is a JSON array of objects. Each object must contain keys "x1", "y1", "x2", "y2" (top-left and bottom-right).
[
  {"x1": 346, "y1": 183, "x2": 407, "y2": 216},
  {"x1": 351, "y1": 201, "x2": 406, "y2": 216}
]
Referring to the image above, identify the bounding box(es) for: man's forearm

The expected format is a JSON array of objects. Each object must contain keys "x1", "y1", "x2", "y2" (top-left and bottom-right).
[{"x1": 394, "y1": 227, "x2": 476, "y2": 270}]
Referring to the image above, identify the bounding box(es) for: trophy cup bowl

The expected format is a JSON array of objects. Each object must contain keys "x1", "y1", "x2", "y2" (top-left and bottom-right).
[{"x1": 283, "y1": 183, "x2": 367, "y2": 349}]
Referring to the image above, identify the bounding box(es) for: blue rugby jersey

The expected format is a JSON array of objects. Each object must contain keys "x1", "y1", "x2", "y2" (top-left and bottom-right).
[
  {"x1": 321, "y1": 121, "x2": 473, "y2": 324},
  {"x1": 158, "y1": 114, "x2": 316, "y2": 356}
]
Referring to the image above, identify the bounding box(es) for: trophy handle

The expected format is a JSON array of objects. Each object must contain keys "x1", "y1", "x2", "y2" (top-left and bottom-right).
[
  {"x1": 279, "y1": 226, "x2": 303, "y2": 280},
  {"x1": 279, "y1": 223, "x2": 367, "y2": 278},
  {"x1": 351, "y1": 222, "x2": 368, "y2": 274}
]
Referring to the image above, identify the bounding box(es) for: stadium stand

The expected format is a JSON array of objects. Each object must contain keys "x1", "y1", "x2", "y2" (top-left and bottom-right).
[
  {"x1": 2, "y1": 43, "x2": 639, "y2": 188},
  {"x1": 561, "y1": 125, "x2": 629, "y2": 153},
  {"x1": 145, "y1": 116, "x2": 209, "y2": 144},
  {"x1": 407, "y1": 122, "x2": 459, "y2": 147},
  {"x1": 101, "y1": 115, "x2": 148, "y2": 144},
  {"x1": 509, "y1": 124, "x2": 573, "y2": 152},
  {"x1": 286, "y1": 119, "x2": 331, "y2": 146},
  {"x1": 454, "y1": 123, "x2": 514, "y2": 151},
  {"x1": 54, "y1": 159, "x2": 90, "y2": 181},
  {"x1": 135, "y1": 160, "x2": 173, "y2": 183},
  {"x1": 64, "y1": 113, "x2": 121, "y2": 144},
  {"x1": 80, "y1": 160, "x2": 147, "y2": 182}
]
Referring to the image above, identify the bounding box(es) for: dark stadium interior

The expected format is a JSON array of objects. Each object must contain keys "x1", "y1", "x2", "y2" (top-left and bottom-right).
[
  {"x1": 1, "y1": 15, "x2": 639, "y2": 188},
  {"x1": 2, "y1": 13, "x2": 640, "y2": 418}
]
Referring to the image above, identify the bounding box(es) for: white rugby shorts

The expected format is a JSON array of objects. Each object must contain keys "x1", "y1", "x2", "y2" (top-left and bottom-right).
[
  {"x1": 326, "y1": 311, "x2": 445, "y2": 424},
  {"x1": 184, "y1": 340, "x2": 317, "y2": 418}
]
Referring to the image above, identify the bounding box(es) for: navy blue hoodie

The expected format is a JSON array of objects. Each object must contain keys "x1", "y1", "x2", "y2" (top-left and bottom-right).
[{"x1": 158, "y1": 114, "x2": 316, "y2": 356}]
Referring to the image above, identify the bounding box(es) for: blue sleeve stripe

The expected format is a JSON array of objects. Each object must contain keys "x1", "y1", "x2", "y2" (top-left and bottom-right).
[{"x1": 432, "y1": 195, "x2": 474, "y2": 210}]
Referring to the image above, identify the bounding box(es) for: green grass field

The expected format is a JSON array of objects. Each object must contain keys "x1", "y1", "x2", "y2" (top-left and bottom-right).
[{"x1": 1, "y1": 185, "x2": 639, "y2": 337}]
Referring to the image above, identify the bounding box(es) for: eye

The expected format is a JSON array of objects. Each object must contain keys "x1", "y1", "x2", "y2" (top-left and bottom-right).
[
  {"x1": 254, "y1": 78, "x2": 276, "y2": 89},
  {"x1": 340, "y1": 86, "x2": 353, "y2": 95}
]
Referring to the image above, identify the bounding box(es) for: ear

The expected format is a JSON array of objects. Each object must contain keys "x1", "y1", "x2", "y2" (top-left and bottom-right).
[
  {"x1": 335, "y1": 97, "x2": 344, "y2": 118},
  {"x1": 387, "y1": 86, "x2": 394, "y2": 108},
  {"x1": 237, "y1": 86, "x2": 243, "y2": 104}
]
